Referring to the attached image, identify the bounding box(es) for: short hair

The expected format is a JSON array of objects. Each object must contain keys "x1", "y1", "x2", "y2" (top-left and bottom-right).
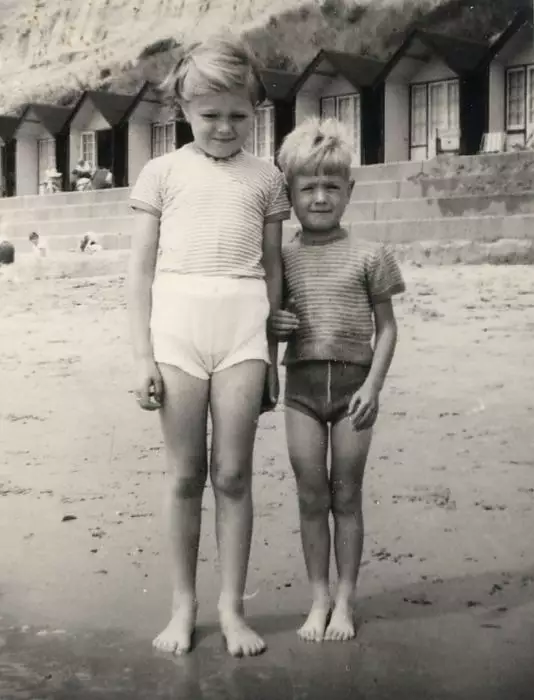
[
  {"x1": 277, "y1": 118, "x2": 353, "y2": 184},
  {"x1": 161, "y1": 32, "x2": 266, "y2": 106},
  {"x1": 29, "y1": 231, "x2": 39, "y2": 241}
]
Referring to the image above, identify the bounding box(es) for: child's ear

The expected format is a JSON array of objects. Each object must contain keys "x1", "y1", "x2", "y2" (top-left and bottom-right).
[{"x1": 348, "y1": 179, "x2": 355, "y2": 196}]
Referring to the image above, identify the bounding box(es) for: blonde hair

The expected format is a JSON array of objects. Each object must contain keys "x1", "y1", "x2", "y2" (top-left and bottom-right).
[
  {"x1": 277, "y1": 118, "x2": 353, "y2": 184},
  {"x1": 161, "y1": 32, "x2": 265, "y2": 106}
]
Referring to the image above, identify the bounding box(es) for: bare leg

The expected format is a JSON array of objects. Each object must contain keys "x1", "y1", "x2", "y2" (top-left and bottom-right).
[
  {"x1": 325, "y1": 418, "x2": 372, "y2": 642},
  {"x1": 153, "y1": 363, "x2": 210, "y2": 654},
  {"x1": 285, "y1": 408, "x2": 331, "y2": 642},
  {"x1": 210, "y1": 359, "x2": 266, "y2": 657}
]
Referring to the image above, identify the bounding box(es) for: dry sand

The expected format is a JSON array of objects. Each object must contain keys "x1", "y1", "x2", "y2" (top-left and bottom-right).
[{"x1": 0, "y1": 260, "x2": 533, "y2": 699}]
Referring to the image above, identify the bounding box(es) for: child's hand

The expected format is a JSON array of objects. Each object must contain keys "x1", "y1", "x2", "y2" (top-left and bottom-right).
[
  {"x1": 261, "y1": 364, "x2": 279, "y2": 414},
  {"x1": 348, "y1": 384, "x2": 379, "y2": 431},
  {"x1": 269, "y1": 309, "x2": 299, "y2": 340},
  {"x1": 135, "y1": 358, "x2": 164, "y2": 411}
]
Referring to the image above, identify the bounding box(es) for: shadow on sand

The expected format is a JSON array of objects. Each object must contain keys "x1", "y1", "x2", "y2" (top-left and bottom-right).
[{"x1": 1, "y1": 565, "x2": 534, "y2": 700}]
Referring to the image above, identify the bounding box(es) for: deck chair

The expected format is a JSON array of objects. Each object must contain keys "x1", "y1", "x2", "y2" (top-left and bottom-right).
[{"x1": 436, "y1": 129, "x2": 460, "y2": 155}]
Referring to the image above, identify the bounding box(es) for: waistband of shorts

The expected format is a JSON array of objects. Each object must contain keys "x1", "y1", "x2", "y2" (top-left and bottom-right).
[{"x1": 153, "y1": 273, "x2": 267, "y2": 296}]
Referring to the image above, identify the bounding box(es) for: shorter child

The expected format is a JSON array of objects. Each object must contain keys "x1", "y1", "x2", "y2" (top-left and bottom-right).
[{"x1": 271, "y1": 118, "x2": 405, "y2": 643}]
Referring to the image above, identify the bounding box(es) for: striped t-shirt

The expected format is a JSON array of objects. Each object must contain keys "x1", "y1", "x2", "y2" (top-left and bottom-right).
[
  {"x1": 129, "y1": 143, "x2": 290, "y2": 278},
  {"x1": 282, "y1": 229, "x2": 405, "y2": 366}
]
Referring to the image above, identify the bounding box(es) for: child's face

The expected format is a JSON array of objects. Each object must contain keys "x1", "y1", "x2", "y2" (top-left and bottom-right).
[
  {"x1": 290, "y1": 173, "x2": 353, "y2": 233},
  {"x1": 182, "y1": 89, "x2": 254, "y2": 158}
]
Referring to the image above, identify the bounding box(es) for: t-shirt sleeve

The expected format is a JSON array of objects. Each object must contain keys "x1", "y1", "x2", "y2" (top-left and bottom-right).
[
  {"x1": 265, "y1": 168, "x2": 291, "y2": 224},
  {"x1": 366, "y1": 244, "x2": 406, "y2": 303},
  {"x1": 129, "y1": 159, "x2": 163, "y2": 217}
]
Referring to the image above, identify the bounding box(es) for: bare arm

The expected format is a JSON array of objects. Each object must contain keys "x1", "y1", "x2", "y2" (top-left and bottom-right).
[
  {"x1": 127, "y1": 210, "x2": 160, "y2": 361},
  {"x1": 262, "y1": 220, "x2": 284, "y2": 365},
  {"x1": 349, "y1": 299, "x2": 398, "y2": 430},
  {"x1": 366, "y1": 299, "x2": 398, "y2": 393}
]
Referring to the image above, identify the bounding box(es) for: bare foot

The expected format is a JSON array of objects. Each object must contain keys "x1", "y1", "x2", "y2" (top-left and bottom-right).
[
  {"x1": 324, "y1": 601, "x2": 356, "y2": 642},
  {"x1": 220, "y1": 610, "x2": 266, "y2": 657},
  {"x1": 297, "y1": 602, "x2": 331, "y2": 642},
  {"x1": 152, "y1": 601, "x2": 197, "y2": 655}
]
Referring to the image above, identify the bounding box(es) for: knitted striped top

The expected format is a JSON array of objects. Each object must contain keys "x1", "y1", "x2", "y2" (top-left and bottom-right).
[
  {"x1": 129, "y1": 143, "x2": 291, "y2": 278},
  {"x1": 282, "y1": 229, "x2": 405, "y2": 366}
]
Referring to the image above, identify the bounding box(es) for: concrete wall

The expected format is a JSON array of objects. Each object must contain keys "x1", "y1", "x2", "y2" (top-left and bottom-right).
[
  {"x1": 384, "y1": 82, "x2": 410, "y2": 162},
  {"x1": 295, "y1": 91, "x2": 320, "y2": 125},
  {"x1": 128, "y1": 121, "x2": 151, "y2": 185},
  {"x1": 16, "y1": 137, "x2": 38, "y2": 196},
  {"x1": 411, "y1": 58, "x2": 456, "y2": 84},
  {"x1": 501, "y1": 39, "x2": 534, "y2": 67},
  {"x1": 152, "y1": 104, "x2": 177, "y2": 124},
  {"x1": 321, "y1": 76, "x2": 357, "y2": 97},
  {"x1": 488, "y1": 62, "x2": 506, "y2": 135},
  {"x1": 14, "y1": 121, "x2": 53, "y2": 195}
]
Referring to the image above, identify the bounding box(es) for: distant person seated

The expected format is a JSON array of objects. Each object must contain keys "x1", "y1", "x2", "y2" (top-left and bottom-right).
[
  {"x1": 72, "y1": 159, "x2": 94, "y2": 191},
  {"x1": 29, "y1": 231, "x2": 49, "y2": 257},
  {"x1": 80, "y1": 233, "x2": 103, "y2": 253},
  {"x1": 92, "y1": 167, "x2": 113, "y2": 190},
  {"x1": 43, "y1": 168, "x2": 63, "y2": 194}
]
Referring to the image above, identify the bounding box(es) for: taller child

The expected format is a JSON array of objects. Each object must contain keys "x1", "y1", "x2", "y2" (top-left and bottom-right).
[{"x1": 127, "y1": 33, "x2": 290, "y2": 657}]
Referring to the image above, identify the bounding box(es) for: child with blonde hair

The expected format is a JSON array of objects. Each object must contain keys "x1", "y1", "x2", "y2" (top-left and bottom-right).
[
  {"x1": 271, "y1": 118, "x2": 405, "y2": 642},
  {"x1": 128, "y1": 32, "x2": 290, "y2": 657}
]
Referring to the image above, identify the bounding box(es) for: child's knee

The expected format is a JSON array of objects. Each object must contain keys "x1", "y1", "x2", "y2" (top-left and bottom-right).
[
  {"x1": 331, "y1": 482, "x2": 362, "y2": 516},
  {"x1": 211, "y1": 469, "x2": 250, "y2": 499},
  {"x1": 171, "y1": 473, "x2": 206, "y2": 499},
  {"x1": 298, "y1": 483, "x2": 331, "y2": 519}
]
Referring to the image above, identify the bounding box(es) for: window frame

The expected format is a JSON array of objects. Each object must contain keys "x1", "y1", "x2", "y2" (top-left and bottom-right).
[
  {"x1": 505, "y1": 66, "x2": 526, "y2": 133},
  {"x1": 151, "y1": 120, "x2": 176, "y2": 159},
  {"x1": 79, "y1": 130, "x2": 96, "y2": 167},
  {"x1": 319, "y1": 92, "x2": 361, "y2": 159},
  {"x1": 38, "y1": 137, "x2": 56, "y2": 184}
]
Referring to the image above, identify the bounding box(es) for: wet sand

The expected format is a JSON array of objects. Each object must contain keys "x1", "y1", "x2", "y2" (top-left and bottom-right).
[{"x1": 1, "y1": 262, "x2": 533, "y2": 699}]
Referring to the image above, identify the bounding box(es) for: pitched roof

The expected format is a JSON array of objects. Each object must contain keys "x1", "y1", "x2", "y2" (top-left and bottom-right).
[
  {"x1": 418, "y1": 31, "x2": 490, "y2": 73},
  {"x1": 260, "y1": 69, "x2": 298, "y2": 101},
  {"x1": 377, "y1": 29, "x2": 491, "y2": 82},
  {"x1": 0, "y1": 116, "x2": 19, "y2": 142},
  {"x1": 69, "y1": 89, "x2": 140, "y2": 127},
  {"x1": 289, "y1": 49, "x2": 387, "y2": 97},
  {"x1": 18, "y1": 103, "x2": 73, "y2": 134},
  {"x1": 485, "y1": 8, "x2": 533, "y2": 64}
]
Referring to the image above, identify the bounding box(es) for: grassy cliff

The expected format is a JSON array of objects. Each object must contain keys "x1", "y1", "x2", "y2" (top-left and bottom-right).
[{"x1": 0, "y1": 0, "x2": 530, "y2": 113}]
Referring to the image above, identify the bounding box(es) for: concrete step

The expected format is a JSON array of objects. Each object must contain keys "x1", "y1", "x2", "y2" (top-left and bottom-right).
[
  {"x1": 0, "y1": 187, "x2": 130, "y2": 211},
  {"x1": 285, "y1": 213, "x2": 534, "y2": 244},
  {"x1": 6, "y1": 181, "x2": 532, "y2": 225},
  {"x1": 11, "y1": 238, "x2": 534, "y2": 277},
  {"x1": 8, "y1": 215, "x2": 134, "y2": 247},
  {"x1": 9, "y1": 210, "x2": 534, "y2": 252},
  {"x1": 350, "y1": 172, "x2": 534, "y2": 201},
  {"x1": 344, "y1": 190, "x2": 534, "y2": 222},
  {"x1": 2, "y1": 200, "x2": 132, "y2": 224},
  {"x1": 351, "y1": 151, "x2": 534, "y2": 183},
  {"x1": 12, "y1": 231, "x2": 132, "y2": 254}
]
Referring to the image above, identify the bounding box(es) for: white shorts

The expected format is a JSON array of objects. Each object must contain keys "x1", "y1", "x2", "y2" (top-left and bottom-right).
[{"x1": 150, "y1": 273, "x2": 270, "y2": 380}]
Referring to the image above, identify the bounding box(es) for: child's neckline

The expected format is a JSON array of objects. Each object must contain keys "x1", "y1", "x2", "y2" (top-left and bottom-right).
[
  {"x1": 299, "y1": 228, "x2": 348, "y2": 246},
  {"x1": 189, "y1": 142, "x2": 243, "y2": 162}
]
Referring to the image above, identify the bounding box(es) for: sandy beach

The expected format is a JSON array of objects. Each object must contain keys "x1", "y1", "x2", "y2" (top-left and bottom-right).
[{"x1": 1, "y1": 260, "x2": 533, "y2": 699}]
